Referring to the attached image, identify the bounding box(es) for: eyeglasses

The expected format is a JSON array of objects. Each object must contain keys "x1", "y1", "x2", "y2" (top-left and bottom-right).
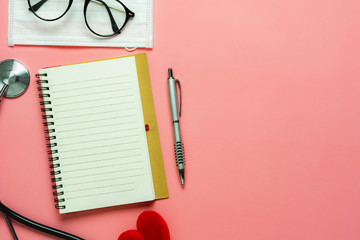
[{"x1": 27, "y1": 0, "x2": 135, "y2": 37}]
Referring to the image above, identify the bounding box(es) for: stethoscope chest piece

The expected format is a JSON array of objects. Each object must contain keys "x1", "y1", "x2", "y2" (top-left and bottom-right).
[{"x1": 0, "y1": 59, "x2": 30, "y2": 99}]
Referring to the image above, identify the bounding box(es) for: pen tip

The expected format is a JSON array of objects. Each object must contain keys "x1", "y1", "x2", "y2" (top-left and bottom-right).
[
  {"x1": 181, "y1": 176, "x2": 185, "y2": 186},
  {"x1": 168, "y1": 68, "x2": 173, "y2": 78},
  {"x1": 179, "y1": 169, "x2": 185, "y2": 186}
]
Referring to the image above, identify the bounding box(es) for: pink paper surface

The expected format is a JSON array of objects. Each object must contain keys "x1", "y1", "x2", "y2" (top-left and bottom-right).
[{"x1": 1, "y1": 0, "x2": 360, "y2": 239}]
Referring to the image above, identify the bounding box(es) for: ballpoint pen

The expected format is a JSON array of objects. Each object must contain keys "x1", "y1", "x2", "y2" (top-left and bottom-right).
[{"x1": 168, "y1": 68, "x2": 185, "y2": 186}]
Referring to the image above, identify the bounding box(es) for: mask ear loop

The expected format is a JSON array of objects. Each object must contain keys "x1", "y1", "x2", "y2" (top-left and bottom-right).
[{"x1": 125, "y1": 47, "x2": 137, "y2": 52}]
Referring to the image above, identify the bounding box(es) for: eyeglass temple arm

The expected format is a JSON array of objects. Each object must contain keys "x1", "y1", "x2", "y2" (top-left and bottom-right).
[
  {"x1": 90, "y1": 0, "x2": 126, "y2": 13},
  {"x1": 28, "y1": 0, "x2": 48, "y2": 12},
  {"x1": 0, "y1": 201, "x2": 84, "y2": 240}
]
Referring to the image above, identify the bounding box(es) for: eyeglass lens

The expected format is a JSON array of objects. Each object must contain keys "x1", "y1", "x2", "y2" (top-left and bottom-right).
[
  {"x1": 29, "y1": 0, "x2": 71, "y2": 21},
  {"x1": 85, "y1": 0, "x2": 129, "y2": 36}
]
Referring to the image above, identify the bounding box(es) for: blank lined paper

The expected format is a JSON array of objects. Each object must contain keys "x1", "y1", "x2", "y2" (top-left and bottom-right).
[{"x1": 39, "y1": 56, "x2": 155, "y2": 213}]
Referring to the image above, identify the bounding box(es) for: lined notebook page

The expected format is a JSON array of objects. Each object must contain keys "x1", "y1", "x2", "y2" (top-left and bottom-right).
[{"x1": 39, "y1": 57, "x2": 155, "y2": 214}]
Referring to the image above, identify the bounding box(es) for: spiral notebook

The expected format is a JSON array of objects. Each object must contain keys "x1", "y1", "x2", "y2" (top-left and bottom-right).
[{"x1": 36, "y1": 53, "x2": 168, "y2": 214}]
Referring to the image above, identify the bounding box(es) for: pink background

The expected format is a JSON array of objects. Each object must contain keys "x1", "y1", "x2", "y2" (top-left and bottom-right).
[{"x1": 1, "y1": 0, "x2": 360, "y2": 239}]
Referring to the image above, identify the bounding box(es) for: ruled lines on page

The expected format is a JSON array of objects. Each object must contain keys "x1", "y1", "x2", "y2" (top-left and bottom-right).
[{"x1": 40, "y1": 57, "x2": 155, "y2": 213}]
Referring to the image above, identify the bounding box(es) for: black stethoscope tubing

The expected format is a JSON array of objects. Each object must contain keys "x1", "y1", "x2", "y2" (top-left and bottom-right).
[{"x1": 0, "y1": 201, "x2": 84, "y2": 240}]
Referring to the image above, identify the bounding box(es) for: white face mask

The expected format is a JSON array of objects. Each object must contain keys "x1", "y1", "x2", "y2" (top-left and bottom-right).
[{"x1": 8, "y1": 0, "x2": 153, "y2": 48}]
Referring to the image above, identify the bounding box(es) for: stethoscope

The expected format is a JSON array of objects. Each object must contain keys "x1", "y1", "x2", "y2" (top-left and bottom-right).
[{"x1": 0, "y1": 59, "x2": 84, "y2": 240}]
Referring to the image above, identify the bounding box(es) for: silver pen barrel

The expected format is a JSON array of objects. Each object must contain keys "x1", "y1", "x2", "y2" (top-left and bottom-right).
[{"x1": 168, "y1": 68, "x2": 185, "y2": 186}]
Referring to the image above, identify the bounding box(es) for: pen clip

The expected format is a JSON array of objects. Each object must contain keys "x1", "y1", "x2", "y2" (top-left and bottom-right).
[{"x1": 175, "y1": 79, "x2": 182, "y2": 117}]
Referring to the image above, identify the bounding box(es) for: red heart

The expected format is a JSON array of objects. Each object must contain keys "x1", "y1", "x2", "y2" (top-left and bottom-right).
[
  {"x1": 118, "y1": 211, "x2": 170, "y2": 240},
  {"x1": 118, "y1": 230, "x2": 144, "y2": 240}
]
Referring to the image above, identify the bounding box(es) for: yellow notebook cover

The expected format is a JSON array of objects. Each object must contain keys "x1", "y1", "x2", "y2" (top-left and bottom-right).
[{"x1": 132, "y1": 53, "x2": 169, "y2": 199}]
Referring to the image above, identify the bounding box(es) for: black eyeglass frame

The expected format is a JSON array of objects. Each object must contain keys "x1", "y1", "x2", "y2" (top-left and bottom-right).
[{"x1": 27, "y1": 0, "x2": 135, "y2": 37}]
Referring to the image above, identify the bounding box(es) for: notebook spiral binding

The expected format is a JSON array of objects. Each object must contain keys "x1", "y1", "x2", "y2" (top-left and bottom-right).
[
  {"x1": 174, "y1": 141, "x2": 185, "y2": 165},
  {"x1": 36, "y1": 73, "x2": 66, "y2": 210}
]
